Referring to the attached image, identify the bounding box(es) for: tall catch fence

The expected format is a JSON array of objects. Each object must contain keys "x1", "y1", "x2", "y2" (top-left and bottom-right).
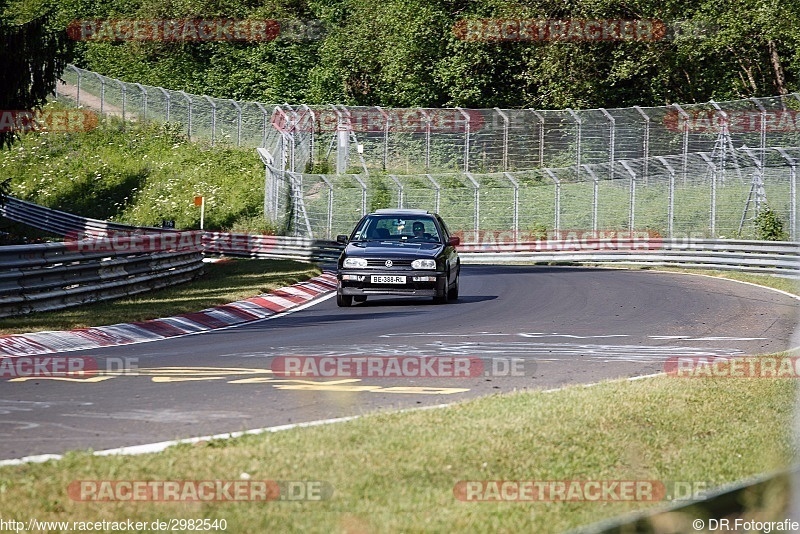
[
  {"x1": 53, "y1": 65, "x2": 800, "y2": 240},
  {"x1": 268, "y1": 147, "x2": 799, "y2": 241}
]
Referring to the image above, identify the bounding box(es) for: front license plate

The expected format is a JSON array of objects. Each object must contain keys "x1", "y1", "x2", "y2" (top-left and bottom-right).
[{"x1": 371, "y1": 275, "x2": 406, "y2": 284}]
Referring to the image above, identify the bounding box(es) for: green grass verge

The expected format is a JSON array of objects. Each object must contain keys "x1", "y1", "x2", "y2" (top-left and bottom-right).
[
  {"x1": 0, "y1": 104, "x2": 276, "y2": 233},
  {"x1": 0, "y1": 259, "x2": 321, "y2": 335},
  {"x1": 0, "y1": 376, "x2": 794, "y2": 532},
  {"x1": 628, "y1": 267, "x2": 799, "y2": 296}
]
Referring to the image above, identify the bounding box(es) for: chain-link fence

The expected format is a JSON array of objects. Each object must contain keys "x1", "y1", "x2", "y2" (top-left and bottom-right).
[
  {"x1": 268, "y1": 147, "x2": 799, "y2": 241},
  {"x1": 53, "y1": 65, "x2": 799, "y2": 241},
  {"x1": 56, "y1": 65, "x2": 800, "y2": 175}
]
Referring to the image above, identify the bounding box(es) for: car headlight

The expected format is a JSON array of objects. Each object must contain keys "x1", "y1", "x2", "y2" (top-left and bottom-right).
[
  {"x1": 411, "y1": 259, "x2": 436, "y2": 269},
  {"x1": 343, "y1": 257, "x2": 368, "y2": 268}
]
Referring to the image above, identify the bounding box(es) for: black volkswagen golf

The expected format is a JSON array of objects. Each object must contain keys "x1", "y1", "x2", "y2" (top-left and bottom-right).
[{"x1": 335, "y1": 209, "x2": 460, "y2": 307}]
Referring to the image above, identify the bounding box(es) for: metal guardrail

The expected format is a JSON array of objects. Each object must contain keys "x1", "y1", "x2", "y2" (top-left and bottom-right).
[
  {"x1": 202, "y1": 232, "x2": 343, "y2": 262},
  {"x1": 571, "y1": 465, "x2": 798, "y2": 534},
  {"x1": 458, "y1": 238, "x2": 800, "y2": 276},
  {"x1": 0, "y1": 229, "x2": 204, "y2": 318},
  {"x1": 1, "y1": 196, "x2": 170, "y2": 238},
  {"x1": 202, "y1": 233, "x2": 799, "y2": 276},
  {"x1": 1, "y1": 196, "x2": 796, "y2": 317}
]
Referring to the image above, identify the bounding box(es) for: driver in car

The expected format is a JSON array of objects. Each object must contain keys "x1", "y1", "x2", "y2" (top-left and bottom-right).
[{"x1": 412, "y1": 221, "x2": 426, "y2": 239}]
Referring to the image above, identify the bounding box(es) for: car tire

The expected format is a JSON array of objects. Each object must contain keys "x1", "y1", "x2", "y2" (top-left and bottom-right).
[
  {"x1": 448, "y1": 270, "x2": 459, "y2": 301},
  {"x1": 354, "y1": 296, "x2": 367, "y2": 303},
  {"x1": 433, "y1": 274, "x2": 450, "y2": 304},
  {"x1": 337, "y1": 292, "x2": 352, "y2": 307}
]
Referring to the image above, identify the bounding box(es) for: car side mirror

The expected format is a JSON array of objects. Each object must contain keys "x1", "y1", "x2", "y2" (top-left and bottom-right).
[
  {"x1": 336, "y1": 234, "x2": 349, "y2": 244},
  {"x1": 448, "y1": 236, "x2": 460, "y2": 247}
]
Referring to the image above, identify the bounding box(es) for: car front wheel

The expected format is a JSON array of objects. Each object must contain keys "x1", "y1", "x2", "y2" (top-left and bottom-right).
[
  {"x1": 448, "y1": 271, "x2": 459, "y2": 301},
  {"x1": 337, "y1": 290, "x2": 352, "y2": 307},
  {"x1": 433, "y1": 274, "x2": 450, "y2": 304}
]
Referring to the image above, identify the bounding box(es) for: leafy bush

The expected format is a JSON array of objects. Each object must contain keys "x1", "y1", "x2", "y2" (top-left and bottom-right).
[{"x1": 754, "y1": 205, "x2": 789, "y2": 241}]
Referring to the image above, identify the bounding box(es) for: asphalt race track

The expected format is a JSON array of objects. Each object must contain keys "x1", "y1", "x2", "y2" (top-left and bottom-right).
[{"x1": 1, "y1": 265, "x2": 797, "y2": 460}]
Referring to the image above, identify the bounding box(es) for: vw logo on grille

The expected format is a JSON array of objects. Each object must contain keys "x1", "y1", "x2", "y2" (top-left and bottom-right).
[{"x1": 384, "y1": 260, "x2": 393, "y2": 268}]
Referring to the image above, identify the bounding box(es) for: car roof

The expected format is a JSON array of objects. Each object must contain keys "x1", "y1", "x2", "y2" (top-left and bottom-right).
[{"x1": 371, "y1": 209, "x2": 432, "y2": 216}]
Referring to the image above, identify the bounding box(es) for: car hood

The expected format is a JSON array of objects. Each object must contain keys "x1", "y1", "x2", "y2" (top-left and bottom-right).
[{"x1": 344, "y1": 240, "x2": 444, "y2": 259}]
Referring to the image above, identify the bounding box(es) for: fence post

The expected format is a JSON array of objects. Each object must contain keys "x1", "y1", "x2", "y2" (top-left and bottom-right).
[
  {"x1": 709, "y1": 100, "x2": 733, "y2": 186},
  {"x1": 582, "y1": 164, "x2": 600, "y2": 232},
  {"x1": 699, "y1": 152, "x2": 718, "y2": 236},
  {"x1": 157, "y1": 87, "x2": 171, "y2": 122},
  {"x1": 375, "y1": 106, "x2": 390, "y2": 171},
  {"x1": 257, "y1": 147, "x2": 276, "y2": 222},
  {"x1": 494, "y1": 108, "x2": 509, "y2": 171},
  {"x1": 115, "y1": 80, "x2": 126, "y2": 122},
  {"x1": 600, "y1": 108, "x2": 615, "y2": 180},
  {"x1": 231, "y1": 99, "x2": 242, "y2": 147},
  {"x1": 388, "y1": 175, "x2": 403, "y2": 208},
  {"x1": 300, "y1": 104, "x2": 316, "y2": 166},
  {"x1": 750, "y1": 97, "x2": 767, "y2": 170},
  {"x1": 464, "y1": 172, "x2": 480, "y2": 234},
  {"x1": 93, "y1": 72, "x2": 105, "y2": 115},
  {"x1": 425, "y1": 174, "x2": 440, "y2": 213},
  {"x1": 620, "y1": 161, "x2": 637, "y2": 230},
  {"x1": 457, "y1": 107, "x2": 471, "y2": 172},
  {"x1": 420, "y1": 109, "x2": 431, "y2": 171},
  {"x1": 529, "y1": 110, "x2": 545, "y2": 167},
  {"x1": 69, "y1": 65, "x2": 82, "y2": 107},
  {"x1": 134, "y1": 83, "x2": 147, "y2": 121},
  {"x1": 203, "y1": 96, "x2": 217, "y2": 146},
  {"x1": 319, "y1": 174, "x2": 334, "y2": 239},
  {"x1": 332, "y1": 105, "x2": 349, "y2": 175},
  {"x1": 775, "y1": 148, "x2": 797, "y2": 241},
  {"x1": 178, "y1": 91, "x2": 192, "y2": 139},
  {"x1": 657, "y1": 157, "x2": 676, "y2": 237},
  {"x1": 503, "y1": 172, "x2": 519, "y2": 238},
  {"x1": 544, "y1": 168, "x2": 561, "y2": 232},
  {"x1": 351, "y1": 173, "x2": 367, "y2": 217},
  {"x1": 672, "y1": 103, "x2": 690, "y2": 185},
  {"x1": 634, "y1": 106, "x2": 651, "y2": 183},
  {"x1": 566, "y1": 108, "x2": 582, "y2": 179},
  {"x1": 255, "y1": 103, "x2": 270, "y2": 148}
]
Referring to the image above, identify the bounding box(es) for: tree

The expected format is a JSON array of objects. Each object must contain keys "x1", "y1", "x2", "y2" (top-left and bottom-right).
[{"x1": 0, "y1": 5, "x2": 72, "y2": 150}]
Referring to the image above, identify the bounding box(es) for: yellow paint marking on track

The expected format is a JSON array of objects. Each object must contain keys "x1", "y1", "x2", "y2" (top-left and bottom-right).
[
  {"x1": 7, "y1": 376, "x2": 115, "y2": 383},
  {"x1": 150, "y1": 376, "x2": 228, "y2": 383},
  {"x1": 378, "y1": 386, "x2": 471, "y2": 394},
  {"x1": 273, "y1": 384, "x2": 383, "y2": 392},
  {"x1": 2, "y1": 366, "x2": 472, "y2": 394},
  {"x1": 229, "y1": 377, "x2": 362, "y2": 385}
]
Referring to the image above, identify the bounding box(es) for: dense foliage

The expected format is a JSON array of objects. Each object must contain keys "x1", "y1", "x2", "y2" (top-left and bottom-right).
[
  {"x1": 0, "y1": 1, "x2": 71, "y2": 149},
  {"x1": 5, "y1": 0, "x2": 799, "y2": 109}
]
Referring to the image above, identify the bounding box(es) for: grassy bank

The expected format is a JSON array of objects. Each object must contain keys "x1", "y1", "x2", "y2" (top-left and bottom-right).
[
  {"x1": 0, "y1": 375, "x2": 794, "y2": 532},
  {"x1": 0, "y1": 104, "x2": 273, "y2": 233}
]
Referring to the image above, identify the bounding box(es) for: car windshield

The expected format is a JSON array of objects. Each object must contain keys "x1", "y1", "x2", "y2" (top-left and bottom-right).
[{"x1": 351, "y1": 216, "x2": 441, "y2": 242}]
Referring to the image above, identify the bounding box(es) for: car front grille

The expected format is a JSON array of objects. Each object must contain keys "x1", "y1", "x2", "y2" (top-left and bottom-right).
[{"x1": 366, "y1": 259, "x2": 413, "y2": 268}]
